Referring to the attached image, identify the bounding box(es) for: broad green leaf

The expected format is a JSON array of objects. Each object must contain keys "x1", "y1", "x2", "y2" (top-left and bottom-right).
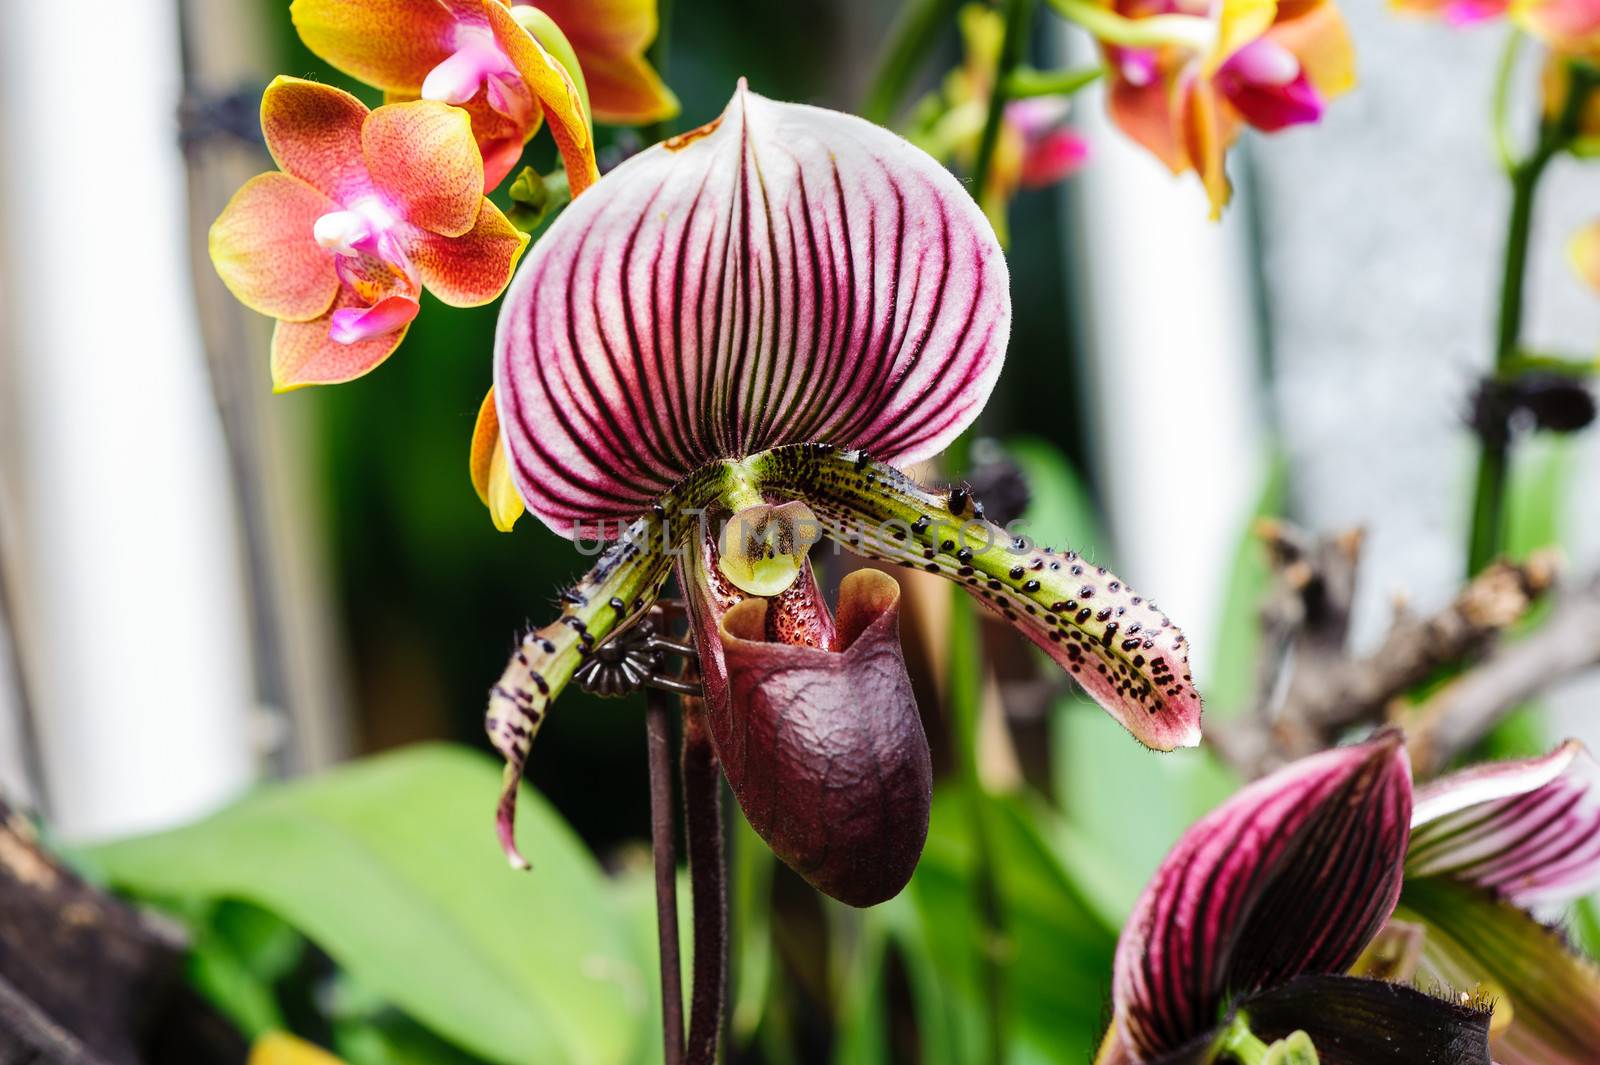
[
  {"x1": 1049, "y1": 452, "x2": 1275, "y2": 893},
  {"x1": 731, "y1": 817, "x2": 776, "y2": 1043},
  {"x1": 1052, "y1": 694, "x2": 1234, "y2": 898},
  {"x1": 1206, "y1": 450, "x2": 1287, "y2": 717},
  {"x1": 188, "y1": 902, "x2": 300, "y2": 1039},
  {"x1": 1505, "y1": 437, "x2": 1572, "y2": 561},
  {"x1": 909, "y1": 788, "x2": 1118, "y2": 1065},
  {"x1": 1004, "y1": 436, "x2": 1106, "y2": 557},
  {"x1": 86, "y1": 744, "x2": 649, "y2": 1065},
  {"x1": 1473, "y1": 439, "x2": 1571, "y2": 763}
]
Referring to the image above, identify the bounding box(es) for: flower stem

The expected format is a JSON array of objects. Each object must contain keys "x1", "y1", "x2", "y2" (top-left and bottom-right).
[
  {"x1": 863, "y1": 0, "x2": 961, "y2": 124},
  {"x1": 1491, "y1": 30, "x2": 1524, "y2": 175},
  {"x1": 1043, "y1": 0, "x2": 1212, "y2": 50},
  {"x1": 973, "y1": 0, "x2": 1034, "y2": 210},
  {"x1": 682, "y1": 699, "x2": 727, "y2": 1065},
  {"x1": 1006, "y1": 65, "x2": 1103, "y2": 98},
  {"x1": 646, "y1": 685, "x2": 685, "y2": 1065},
  {"x1": 1467, "y1": 60, "x2": 1596, "y2": 575}
]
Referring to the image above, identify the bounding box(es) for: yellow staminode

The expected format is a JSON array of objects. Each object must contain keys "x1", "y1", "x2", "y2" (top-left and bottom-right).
[{"x1": 716, "y1": 501, "x2": 822, "y2": 597}]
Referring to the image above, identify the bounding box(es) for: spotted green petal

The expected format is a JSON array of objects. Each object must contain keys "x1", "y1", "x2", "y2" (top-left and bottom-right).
[
  {"x1": 745, "y1": 446, "x2": 1202, "y2": 751},
  {"x1": 482, "y1": 464, "x2": 743, "y2": 866}
]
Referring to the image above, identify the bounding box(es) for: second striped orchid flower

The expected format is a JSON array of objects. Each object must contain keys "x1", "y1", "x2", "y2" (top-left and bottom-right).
[
  {"x1": 1099, "y1": 733, "x2": 1496, "y2": 1065},
  {"x1": 484, "y1": 82, "x2": 1204, "y2": 906}
]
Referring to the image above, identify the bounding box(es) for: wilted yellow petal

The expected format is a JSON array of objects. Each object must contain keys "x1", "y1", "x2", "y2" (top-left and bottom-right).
[{"x1": 470, "y1": 388, "x2": 526, "y2": 532}]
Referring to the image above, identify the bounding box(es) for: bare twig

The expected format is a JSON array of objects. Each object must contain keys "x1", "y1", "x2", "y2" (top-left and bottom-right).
[
  {"x1": 1206, "y1": 520, "x2": 1559, "y2": 778},
  {"x1": 1409, "y1": 572, "x2": 1600, "y2": 776}
]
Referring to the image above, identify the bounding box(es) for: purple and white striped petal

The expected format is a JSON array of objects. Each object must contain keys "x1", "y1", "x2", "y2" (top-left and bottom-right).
[
  {"x1": 494, "y1": 80, "x2": 1010, "y2": 538},
  {"x1": 1111, "y1": 734, "x2": 1413, "y2": 1059},
  {"x1": 1409, "y1": 740, "x2": 1600, "y2": 906}
]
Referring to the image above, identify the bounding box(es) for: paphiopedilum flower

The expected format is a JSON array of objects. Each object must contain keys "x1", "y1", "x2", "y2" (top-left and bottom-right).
[
  {"x1": 209, "y1": 77, "x2": 528, "y2": 389},
  {"x1": 482, "y1": 82, "x2": 1204, "y2": 906},
  {"x1": 1377, "y1": 741, "x2": 1600, "y2": 1065},
  {"x1": 1090, "y1": 0, "x2": 1354, "y2": 217},
  {"x1": 1097, "y1": 733, "x2": 1495, "y2": 1064},
  {"x1": 912, "y1": 4, "x2": 1090, "y2": 240},
  {"x1": 289, "y1": 0, "x2": 618, "y2": 192}
]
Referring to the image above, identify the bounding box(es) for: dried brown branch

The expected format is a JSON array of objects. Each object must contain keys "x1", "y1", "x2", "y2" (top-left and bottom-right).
[
  {"x1": 0, "y1": 799, "x2": 246, "y2": 1064},
  {"x1": 1408, "y1": 572, "x2": 1600, "y2": 776},
  {"x1": 1206, "y1": 520, "x2": 1561, "y2": 778}
]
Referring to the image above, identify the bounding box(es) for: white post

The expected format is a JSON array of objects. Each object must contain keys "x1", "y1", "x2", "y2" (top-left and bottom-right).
[
  {"x1": 1055, "y1": 24, "x2": 1266, "y2": 675},
  {"x1": 0, "y1": 0, "x2": 257, "y2": 837}
]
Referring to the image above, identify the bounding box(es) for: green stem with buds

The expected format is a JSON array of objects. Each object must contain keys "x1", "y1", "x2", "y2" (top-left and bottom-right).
[
  {"x1": 1466, "y1": 57, "x2": 1598, "y2": 575},
  {"x1": 1043, "y1": 0, "x2": 1212, "y2": 49},
  {"x1": 1006, "y1": 65, "x2": 1103, "y2": 98},
  {"x1": 863, "y1": 0, "x2": 962, "y2": 124},
  {"x1": 973, "y1": 0, "x2": 1034, "y2": 218}
]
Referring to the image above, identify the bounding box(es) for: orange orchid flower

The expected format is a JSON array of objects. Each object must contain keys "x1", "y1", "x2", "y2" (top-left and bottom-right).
[
  {"x1": 289, "y1": 0, "x2": 670, "y2": 192},
  {"x1": 1091, "y1": 0, "x2": 1354, "y2": 216},
  {"x1": 287, "y1": 1, "x2": 597, "y2": 192},
  {"x1": 209, "y1": 77, "x2": 528, "y2": 390},
  {"x1": 526, "y1": 0, "x2": 680, "y2": 125}
]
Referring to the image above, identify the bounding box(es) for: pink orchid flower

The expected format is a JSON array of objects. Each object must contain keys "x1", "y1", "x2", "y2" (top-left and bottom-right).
[
  {"x1": 289, "y1": 0, "x2": 613, "y2": 192},
  {"x1": 1396, "y1": 0, "x2": 1600, "y2": 53},
  {"x1": 1098, "y1": 733, "x2": 1495, "y2": 1064},
  {"x1": 1101, "y1": 0, "x2": 1355, "y2": 217},
  {"x1": 482, "y1": 82, "x2": 1204, "y2": 905},
  {"x1": 914, "y1": 4, "x2": 1090, "y2": 242},
  {"x1": 1391, "y1": 0, "x2": 1510, "y2": 24},
  {"x1": 1008, "y1": 97, "x2": 1093, "y2": 189},
  {"x1": 209, "y1": 77, "x2": 527, "y2": 390},
  {"x1": 1385, "y1": 741, "x2": 1600, "y2": 1065}
]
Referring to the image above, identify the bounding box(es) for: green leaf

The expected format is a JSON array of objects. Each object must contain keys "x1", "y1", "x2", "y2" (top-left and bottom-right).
[
  {"x1": 909, "y1": 789, "x2": 1118, "y2": 1065},
  {"x1": 1004, "y1": 436, "x2": 1105, "y2": 561},
  {"x1": 1504, "y1": 436, "x2": 1572, "y2": 560},
  {"x1": 85, "y1": 744, "x2": 649, "y2": 1065},
  {"x1": 731, "y1": 817, "x2": 776, "y2": 1043},
  {"x1": 186, "y1": 901, "x2": 302, "y2": 1039},
  {"x1": 1401, "y1": 876, "x2": 1600, "y2": 1062},
  {"x1": 1207, "y1": 451, "x2": 1287, "y2": 717}
]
